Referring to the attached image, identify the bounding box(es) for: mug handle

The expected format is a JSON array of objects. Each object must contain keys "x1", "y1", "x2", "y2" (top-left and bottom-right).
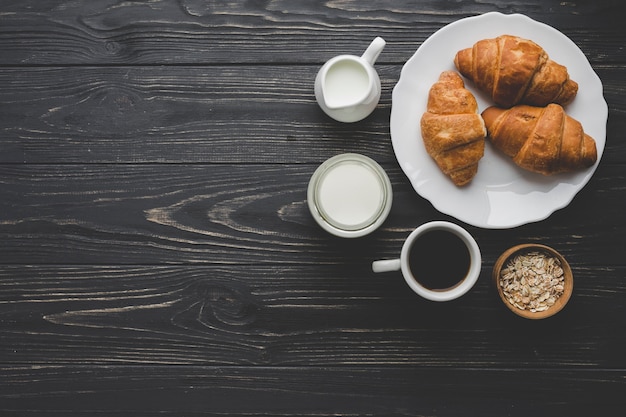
[{"x1": 372, "y1": 258, "x2": 401, "y2": 273}]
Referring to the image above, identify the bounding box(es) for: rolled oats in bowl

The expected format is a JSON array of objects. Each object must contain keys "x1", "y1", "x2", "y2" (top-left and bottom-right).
[{"x1": 493, "y1": 244, "x2": 573, "y2": 319}]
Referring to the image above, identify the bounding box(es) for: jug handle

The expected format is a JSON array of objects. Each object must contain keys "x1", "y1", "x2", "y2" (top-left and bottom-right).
[{"x1": 361, "y1": 37, "x2": 386, "y2": 65}]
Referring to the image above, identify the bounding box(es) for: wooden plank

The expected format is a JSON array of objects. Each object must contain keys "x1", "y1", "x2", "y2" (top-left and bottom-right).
[
  {"x1": 0, "y1": 65, "x2": 396, "y2": 164},
  {"x1": 0, "y1": 0, "x2": 622, "y2": 65},
  {"x1": 0, "y1": 66, "x2": 623, "y2": 164},
  {"x1": 0, "y1": 264, "x2": 624, "y2": 367},
  {"x1": 0, "y1": 366, "x2": 623, "y2": 416},
  {"x1": 0, "y1": 163, "x2": 622, "y2": 265}
]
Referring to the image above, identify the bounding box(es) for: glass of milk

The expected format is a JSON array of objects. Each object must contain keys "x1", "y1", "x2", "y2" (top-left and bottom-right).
[{"x1": 307, "y1": 153, "x2": 393, "y2": 238}]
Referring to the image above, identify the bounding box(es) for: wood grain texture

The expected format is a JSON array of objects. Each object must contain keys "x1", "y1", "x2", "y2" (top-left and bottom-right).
[
  {"x1": 0, "y1": 66, "x2": 624, "y2": 164},
  {"x1": 0, "y1": 0, "x2": 624, "y2": 415},
  {"x1": 0, "y1": 264, "x2": 624, "y2": 368},
  {"x1": 0, "y1": 0, "x2": 622, "y2": 65},
  {"x1": 0, "y1": 65, "x2": 398, "y2": 163},
  {"x1": 0, "y1": 366, "x2": 624, "y2": 416},
  {"x1": 0, "y1": 163, "x2": 623, "y2": 265}
]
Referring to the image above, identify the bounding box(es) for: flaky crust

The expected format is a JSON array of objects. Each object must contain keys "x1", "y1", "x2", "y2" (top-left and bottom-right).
[
  {"x1": 420, "y1": 71, "x2": 486, "y2": 186},
  {"x1": 454, "y1": 35, "x2": 578, "y2": 108},
  {"x1": 482, "y1": 104, "x2": 597, "y2": 175}
]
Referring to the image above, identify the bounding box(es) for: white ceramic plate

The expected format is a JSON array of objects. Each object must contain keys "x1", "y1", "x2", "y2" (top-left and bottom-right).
[{"x1": 390, "y1": 12, "x2": 607, "y2": 229}]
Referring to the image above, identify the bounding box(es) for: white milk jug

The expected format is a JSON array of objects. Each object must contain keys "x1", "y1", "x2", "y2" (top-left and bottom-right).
[{"x1": 314, "y1": 37, "x2": 386, "y2": 123}]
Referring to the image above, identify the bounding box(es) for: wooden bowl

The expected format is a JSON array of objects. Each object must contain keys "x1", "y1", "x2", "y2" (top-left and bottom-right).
[{"x1": 492, "y1": 244, "x2": 573, "y2": 319}]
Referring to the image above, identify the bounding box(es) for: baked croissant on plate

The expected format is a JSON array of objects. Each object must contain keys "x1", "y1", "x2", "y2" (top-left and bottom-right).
[
  {"x1": 482, "y1": 103, "x2": 597, "y2": 175},
  {"x1": 454, "y1": 35, "x2": 578, "y2": 108},
  {"x1": 420, "y1": 71, "x2": 486, "y2": 186}
]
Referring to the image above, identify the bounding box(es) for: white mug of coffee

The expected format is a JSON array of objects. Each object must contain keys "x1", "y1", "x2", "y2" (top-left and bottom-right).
[{"x1": 372, "y1": 221, "x2": 481, "y2": 301}]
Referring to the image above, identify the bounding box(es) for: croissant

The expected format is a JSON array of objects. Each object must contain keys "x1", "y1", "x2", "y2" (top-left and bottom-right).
[
  {"x1": 482, "y1": 104, "x2": 597, "y2": 175},
  {"x1": 420, "y1": 71, "x2": 486, "y2": 186},
  {"x1": 454, "y1": 35, "x2": 578, "y2": 108}
]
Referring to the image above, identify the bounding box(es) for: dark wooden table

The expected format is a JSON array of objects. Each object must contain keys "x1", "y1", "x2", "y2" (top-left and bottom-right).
[{"x1": 1, "y1": 1, "x2": 624, "y2": 415}]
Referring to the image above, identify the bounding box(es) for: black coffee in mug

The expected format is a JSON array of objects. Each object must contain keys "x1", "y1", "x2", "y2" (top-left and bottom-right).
[{"x1": 407, "y1": 229, "x2": 471, "y2": 290}]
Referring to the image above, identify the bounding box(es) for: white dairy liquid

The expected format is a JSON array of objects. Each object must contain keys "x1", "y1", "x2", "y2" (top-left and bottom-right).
[
  {"x1": 323, "y1": 60, "x2": 370, "y2": 107},
  {"x1": 317, "y1": 161, "x2": 384, "y2": 229}
]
